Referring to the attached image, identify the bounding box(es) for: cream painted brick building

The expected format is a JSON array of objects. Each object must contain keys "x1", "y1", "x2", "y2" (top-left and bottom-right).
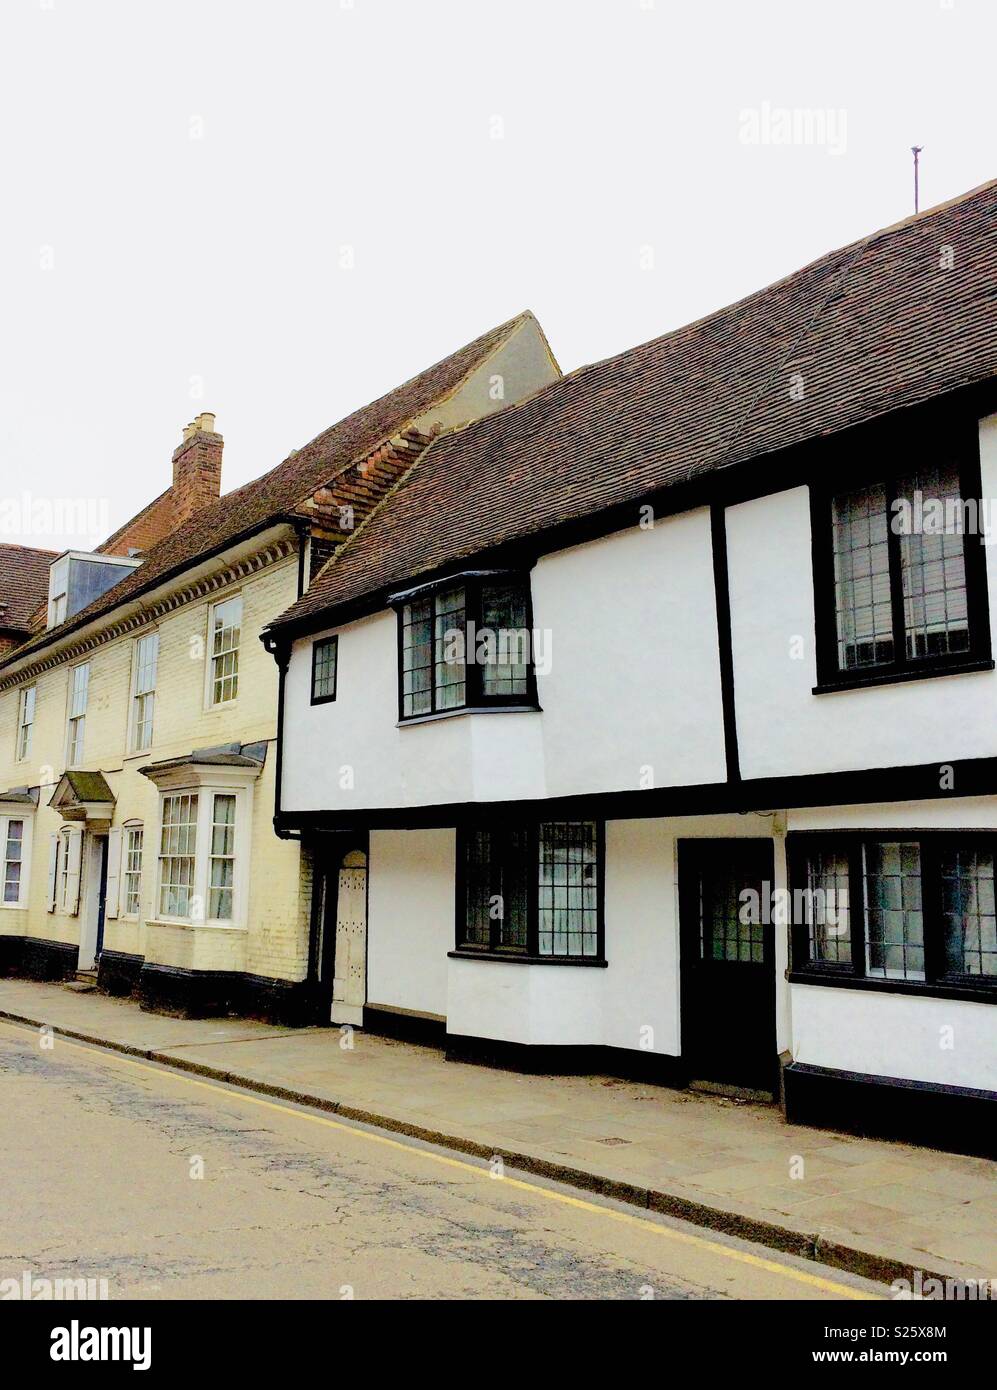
[{"x1": 0, "y1": 312, "x2": 559, "y2": 1019}]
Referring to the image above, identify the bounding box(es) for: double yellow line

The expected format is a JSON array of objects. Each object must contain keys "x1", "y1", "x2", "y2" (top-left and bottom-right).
[{"x1": 0, "y1": 1019, "x2": 881, "y2": 1300}]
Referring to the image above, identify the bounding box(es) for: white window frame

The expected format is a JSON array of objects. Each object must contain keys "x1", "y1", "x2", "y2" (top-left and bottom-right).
[
  {"x1": 52, "y1": 826, "x2": 82, "y2": 915},
  {"x1": 151, "y1": 771, "x2": 253, "y2": 929},
  {"x1": 128, "y1": 631, "x2": 159, "y2": 753},
  {"x1": 15, "y1": 685, "x2": 35, "y2": 762},
  {"x1": 65, "y1": 662, "x2": 90, "y2": 767},
  {"x1": 206, "y1": 594, "x2": 242, "y2": 708},
  {"x1": 0, "y1": 813, "x2": 31, "y2": 909},
  {"x1": 120, "y1": 821, "x2": 145, "y2": 919},
  {"x1": 48, "y1": 556, "x2": 69, "y2": 629}
]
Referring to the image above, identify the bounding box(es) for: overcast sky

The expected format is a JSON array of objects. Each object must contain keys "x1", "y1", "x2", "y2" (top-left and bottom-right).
[{"x1": 1, "y1": 0, "x2": 994, "y2": 550}]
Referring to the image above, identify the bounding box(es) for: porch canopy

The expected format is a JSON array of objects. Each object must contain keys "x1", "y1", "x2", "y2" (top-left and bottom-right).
[{"x1": 48, "y1": 771, "x2": 115, "y2": 830}]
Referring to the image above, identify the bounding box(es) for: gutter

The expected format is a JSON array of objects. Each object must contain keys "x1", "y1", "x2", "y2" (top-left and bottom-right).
[{"x1": 0, "y1": 513, "x2": 304, "y2": 679}]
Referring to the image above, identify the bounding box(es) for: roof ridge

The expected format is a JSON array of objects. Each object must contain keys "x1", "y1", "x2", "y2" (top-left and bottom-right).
[
  {"x1": 281, "y1": 310, "x2": 532, "y2": 484},
  {"x1": 288, "y1": 311, "x2": 535, "y2": 511}
]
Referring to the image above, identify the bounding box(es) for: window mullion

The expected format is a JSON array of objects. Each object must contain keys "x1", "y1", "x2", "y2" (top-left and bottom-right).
[
  {"x1": 920, "y1": 838, "x2": 944, "y2": 985},
  {"x1": 885, "y1": 484, "x2": 907, "y2": 670},
  {"x1": 528, "y1": 825, "x2": 539, "y2": 957},
  {"x1": 468, "y1": 580, "x2": 482, "y2": 707},
  {"x1": 848, "y1": 839, "x2": 866, "y2": 977}
]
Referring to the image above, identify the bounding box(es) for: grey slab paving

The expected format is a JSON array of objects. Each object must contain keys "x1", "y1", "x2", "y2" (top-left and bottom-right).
[{"x1": 1, "y1": 976, "x2": 994, "y2": 1286}]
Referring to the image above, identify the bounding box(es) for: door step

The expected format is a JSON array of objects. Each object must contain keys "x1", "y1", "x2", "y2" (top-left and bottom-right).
[
  {"x1": 64, "y1": 971, "x2": 98, "y2": 993},
  {"x1": 688, "y1": 1079, "x2": 775, "y2": 1104}
]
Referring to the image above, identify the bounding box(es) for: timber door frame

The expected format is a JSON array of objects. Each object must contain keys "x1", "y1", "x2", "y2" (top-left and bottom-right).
[{"x1": 678, "y1": 837, "x2": 777, "y2": 1095}]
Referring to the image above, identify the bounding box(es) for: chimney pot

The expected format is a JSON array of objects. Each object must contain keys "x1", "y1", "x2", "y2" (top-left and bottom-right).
[{"x1": 172, "y1": 413, "x2": 223, "y2": 526}]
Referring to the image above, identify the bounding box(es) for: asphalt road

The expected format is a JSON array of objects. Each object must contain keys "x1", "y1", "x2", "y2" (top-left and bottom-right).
[{"x1": 0, "y1": 1019, "x2": 887, "y2": 1301}]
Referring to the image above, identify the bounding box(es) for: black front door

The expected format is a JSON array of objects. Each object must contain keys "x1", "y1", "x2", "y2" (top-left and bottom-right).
[
  {"x1": 94, "y1": 836, "x2": 109, "y2": 961},
  {"x1": 679, "y1": 839, "x2": 776, "y2": 1093}
]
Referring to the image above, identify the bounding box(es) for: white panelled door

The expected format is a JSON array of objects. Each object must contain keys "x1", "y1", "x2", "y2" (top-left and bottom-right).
[{"x1": 331, "y1": 849, "x2": 367, "y2": 1026}]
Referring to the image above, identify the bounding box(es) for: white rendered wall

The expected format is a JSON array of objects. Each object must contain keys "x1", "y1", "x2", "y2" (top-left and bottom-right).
[
  {"x1": 369, "y1": 815, "x2": 776, "y2": 1055},
  {"x1": 281, "y1": 507, "x2": 727, "y2": 814},
  {"x1": 366, "y1": 828, "x2": 455, "y2": 1018},
  {"x1": 790, "y1": 985, "x2": 996, "y2": 1091},
  {"x1": 728, "y1": 413, "x2": 997, "y2": 780}
]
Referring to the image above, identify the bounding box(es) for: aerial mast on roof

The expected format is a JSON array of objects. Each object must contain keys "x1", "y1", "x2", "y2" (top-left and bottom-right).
[{"x1": 911, "y1": 145, "x2": 923, "y2": 214}]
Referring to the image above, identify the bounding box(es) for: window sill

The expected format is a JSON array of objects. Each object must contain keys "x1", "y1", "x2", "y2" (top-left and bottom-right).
[
  {"x1": 787, "y1": 970, "x2": 996, "y2": 1005},
  {"x1": 399, "y1": 704, "x2": 542, "y2": 728},
  {"x1": 145, "y1": 918, "x2": 248, "y2": 933},
  {"x1": 813, "y1": 658, "x2": 994, "y2": 695},
  {"x1": 448, "y1": 950, "x2": 607, "y2": 968}
]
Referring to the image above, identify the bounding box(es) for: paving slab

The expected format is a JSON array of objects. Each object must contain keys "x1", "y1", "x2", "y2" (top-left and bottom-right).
[{"x1": 1, "y1": 976, "x2": 994, "y2": 1288}]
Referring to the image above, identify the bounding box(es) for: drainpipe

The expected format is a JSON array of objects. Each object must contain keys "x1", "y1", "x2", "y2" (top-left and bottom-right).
[{"x1": 262, "y1": 632, "x2": 299, "y2": 842}]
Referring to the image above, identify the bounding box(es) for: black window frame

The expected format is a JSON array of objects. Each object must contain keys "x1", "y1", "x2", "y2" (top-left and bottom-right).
[
  {"x1": 310, "y1": 635, "x2": 338, "y2": 705},
  {"x1": 810, "y1": 421, "x2": 992, "y2": 693},
  {"x1": 393, "y1": 571, "x2": 540, "y2": 722},
  {"x1": 453, "y1": 820, "x2": 606, "y2": 965},
  {"x1": 788, "y1": 830, "x2": 997, "y2": 1004}
]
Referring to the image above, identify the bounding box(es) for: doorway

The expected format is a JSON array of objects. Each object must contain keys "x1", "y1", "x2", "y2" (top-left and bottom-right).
[
  {"x1": 678, "y1": 838, "x2": 776, "y2": 1094},
  {"x1": 77, "y1": 833, "x2": 108, "y2": 973},
  {"x1": 312, "y1": 837, "x2": 368, "y2": 1027}
]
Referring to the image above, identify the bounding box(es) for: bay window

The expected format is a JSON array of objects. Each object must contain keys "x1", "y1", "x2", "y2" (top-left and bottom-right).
[
  {"x1": 153, "y1": 782, "x2": 250, "y2": 926},
  {"x1": 790, "y1": 833, "x2": 997, "y2": 998},
  {"x1": 396, "y1": 573, "x2": 536, "y2": 720},
  {"x1": 457, "y1": 820, "x2": 603, "y2": 961}
]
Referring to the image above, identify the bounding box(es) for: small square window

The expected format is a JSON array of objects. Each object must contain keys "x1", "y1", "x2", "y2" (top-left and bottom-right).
[{"x1": 311, "y1": 636, "x2": 338, "y2": 703}]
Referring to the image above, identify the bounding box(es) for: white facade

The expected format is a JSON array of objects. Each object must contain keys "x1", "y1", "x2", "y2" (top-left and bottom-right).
[
  {"x1": 283, "y1": 506, "x2": 727, "y2": 812},
  {"x1": 276, "y1": 409, "x2": 997, "y2": 1145}
]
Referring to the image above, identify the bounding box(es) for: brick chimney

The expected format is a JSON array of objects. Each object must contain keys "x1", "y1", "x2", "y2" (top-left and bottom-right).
[{"x1": 171, "y1": 412, "x2": 223, "y2": 526}]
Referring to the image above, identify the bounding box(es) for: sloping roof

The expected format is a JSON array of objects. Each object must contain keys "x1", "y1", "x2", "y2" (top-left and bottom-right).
[
  {"x1": 271, "y1": 178, "x2": 997, "y2": 634},
  {"x1": 139, "y1": 741, "x2": 268, "y2": 775},
  {"x1": 0, "y1": 544, "x2": 57, "y2": 633},
  {"x1": 0, "y1": 312, "x2": 534, "y2": 669},
  {"x1": 0, "y1": 786, "x2": 39, "y2": 806},
  {"x1": 51, "y1": 770, "x2": 116, "y2": 805}
]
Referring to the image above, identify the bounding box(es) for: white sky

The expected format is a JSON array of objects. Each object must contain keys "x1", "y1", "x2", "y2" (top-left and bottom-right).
[{"x1": 1, "y1": 0, "x2": 995, "y2": 550}]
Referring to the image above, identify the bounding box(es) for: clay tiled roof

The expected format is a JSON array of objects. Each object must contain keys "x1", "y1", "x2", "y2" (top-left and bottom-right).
[
  {"x1": 271, "y1": 179, "x2": 997, "y2": 634},
  {"x1": 0, "y1": 543, "x2": 58, "y2": 634},
  {"x1": 0, "y1": 313, "x2": 533, "y2": 668}
]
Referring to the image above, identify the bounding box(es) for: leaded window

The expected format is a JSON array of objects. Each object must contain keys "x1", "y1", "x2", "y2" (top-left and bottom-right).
[
  {"x1": 398, "y1": 574, "x2": 535, "y2": 719},
  {"x1": 816, "y1": 447, "x2": 989, "y2": 686},
  {"x1": 791, "y1": 833, "x2": 997, "y2": 993},
  {"x1": 311, "y1": 636, "x2": 338, "y2": 703},
  {"x1": 458, "y1": 821, "x2": 602, "y2": 960}
]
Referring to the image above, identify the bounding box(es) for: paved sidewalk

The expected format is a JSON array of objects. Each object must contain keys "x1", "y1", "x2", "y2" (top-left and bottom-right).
[{"x1": 1, "y1": 977, "x2": 994, "y2": 1287}]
